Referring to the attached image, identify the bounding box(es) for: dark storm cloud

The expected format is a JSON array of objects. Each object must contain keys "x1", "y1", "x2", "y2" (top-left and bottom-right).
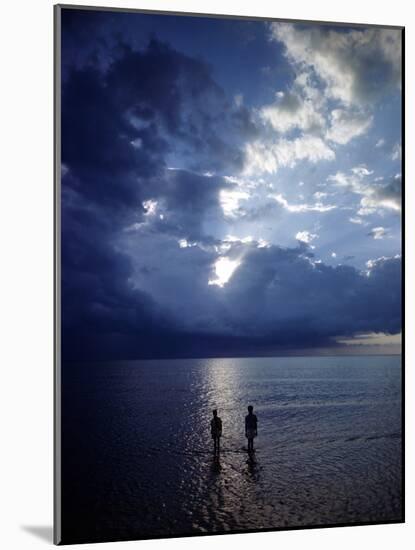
[
  {"x1": 62, "y1": 66, "x2": 164, "y2": 218},
  {"x1": 60, "y1": 184, "x2": 168, "y2": 360},
  {"x1": 218, "y1": 246, "x2": 401, "y2": 339},
  {"x1": 62, "y1": 37, "x2": 256, "y2": 210},
  {"x1": 61, "y1": 35, "x2": 256, "y2": 360},
  {"x1": 116, "y1": 230, "x2": 401, "y2": 355},
  {"x1": 149, "y1": 169, "x2": 228, "y2": 241},
  {"x1": 104, "y1": 38, "x2": 256, "y2": 173},
  {"x1": 72, "y1": 236, "x2": 401, "y2": 359}
]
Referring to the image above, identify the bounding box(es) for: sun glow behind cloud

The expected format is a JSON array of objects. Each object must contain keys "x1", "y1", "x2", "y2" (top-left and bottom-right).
[
  {"x1": 208, "y1": 257, "x2": 241, "y2": 287},
  {"x1": 219, "y1": 188, "x2": 250, "y2": 217}
]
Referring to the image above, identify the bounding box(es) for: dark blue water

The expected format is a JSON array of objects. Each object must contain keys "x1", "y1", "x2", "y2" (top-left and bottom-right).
[{"x1": 61, "y1": 355, "x2": 402, "y2": 543}]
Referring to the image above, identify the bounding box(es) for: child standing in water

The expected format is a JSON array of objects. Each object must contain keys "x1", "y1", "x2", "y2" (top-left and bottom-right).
[
  {"x1": 210, "y1": 409, "x2": 222, "y2": 455},
  {"x1": 245, "y1": 405, "x2": 258, "y2": 453}
]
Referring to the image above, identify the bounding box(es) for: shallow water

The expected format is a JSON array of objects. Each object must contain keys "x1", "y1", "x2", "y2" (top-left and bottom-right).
[{"x1": 61, "y1": 355, "x2": 402, "y2": 543}]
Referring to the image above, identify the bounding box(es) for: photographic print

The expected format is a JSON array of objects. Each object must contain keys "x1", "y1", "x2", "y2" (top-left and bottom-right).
[{"x1": 55, "y1": 5, "x2": 403, "y2": 544}]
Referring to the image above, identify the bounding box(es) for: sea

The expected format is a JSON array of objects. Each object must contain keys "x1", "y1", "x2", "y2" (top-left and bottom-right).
[{"x1": 60, "y1": 355, "x2": 402, "y2": 543}]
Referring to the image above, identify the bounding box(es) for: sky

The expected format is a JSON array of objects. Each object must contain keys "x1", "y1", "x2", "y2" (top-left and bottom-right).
[{"x1": 60, "y1": 8, "x2": 402, "y2": 360}]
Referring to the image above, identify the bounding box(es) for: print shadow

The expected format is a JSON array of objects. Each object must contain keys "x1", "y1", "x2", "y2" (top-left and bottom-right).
[{"x1": 21, "y1": 525, "x2": 53, "y2": 543}]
